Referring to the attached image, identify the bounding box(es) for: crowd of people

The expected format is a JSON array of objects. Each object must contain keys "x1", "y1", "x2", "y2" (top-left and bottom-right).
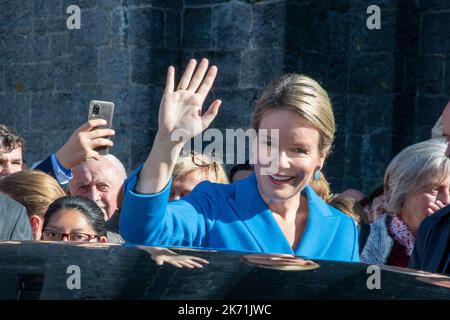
[{"x1": 1, "y1": 58, "x2": 449, "y2": 275}]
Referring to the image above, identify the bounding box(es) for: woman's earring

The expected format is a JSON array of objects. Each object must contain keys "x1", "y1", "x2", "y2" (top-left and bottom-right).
[{"x1": 314, "y1": 169, "x2": 321, "y2": 181}]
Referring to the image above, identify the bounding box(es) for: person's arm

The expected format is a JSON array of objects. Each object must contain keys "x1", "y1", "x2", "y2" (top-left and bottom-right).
[
  {"x1": 120, "y1": 166, "x2": 218, "y2": 246},
  {"x1": 32, "y1": 119, "x2": 115, "y2": 184},
  {"x1": 136, "y1": 58, "x2": 221, "y2": 194},
  {"x1": 32, "y1": 153, "x2": 72, "y2": 185},
  {"x1": 120, "y1": 59, "x2": 221, "y2": 245}
]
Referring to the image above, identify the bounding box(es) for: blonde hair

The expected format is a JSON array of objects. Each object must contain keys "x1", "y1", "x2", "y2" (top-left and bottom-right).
[
  {"x1": 252, "y1": 74, "x2": 335, "y2": 199},
  {"x1": 384, "y1": 139, "x2": 450, "y2": 214},
  {"x1": 329, "y1": 193, "x2": 370, "y2": 225},
  {"x1": 0, "y1": 170, "x2": 66, "y2": 217},
  {"x1": 173, "y1": 155, "x2": 229, "y2": 184}
]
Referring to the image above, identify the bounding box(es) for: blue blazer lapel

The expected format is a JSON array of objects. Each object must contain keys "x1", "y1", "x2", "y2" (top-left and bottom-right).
[
  {"x1": 227, "y1": 174, "x2": 293, "y2": 254},
  {"x1": 296, "y1": 185, "x2": 341, "y2": 258}
]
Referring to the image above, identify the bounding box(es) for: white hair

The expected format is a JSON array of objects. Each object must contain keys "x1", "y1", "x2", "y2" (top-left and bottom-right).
[
  {"x1": 102, "y1": 154, "x2": 127, "y2": 180},
  {"x1": 384, "y1": 138, "x2": 450, "y2": 214}
]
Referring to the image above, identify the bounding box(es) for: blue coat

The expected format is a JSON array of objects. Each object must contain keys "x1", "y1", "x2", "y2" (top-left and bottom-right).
[{"x1": 120, "y1": 168, "x2": 360, "y2": 262}]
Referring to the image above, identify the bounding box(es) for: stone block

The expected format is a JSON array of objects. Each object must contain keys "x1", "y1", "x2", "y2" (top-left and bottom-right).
[
  {"x1": 240, "y1": 48, "x2": 284, "y2": 88},
  {"x1": 98, "y1": 49, "x2": 129, "y2": 85},
  {"x1": 34, "y1": 17, "x2": 66, "y2": 34},
  {"x1": 96, "y1": 0, "x2": 122, "y2": 10},
  {"x1": 207, "y1": 88, "x2": 258, "y2": 130},
  {"x1": 361, "y1": 132, "x2": 392, "y2": 181},
  {"x1": 33, "y1": 34, "x2": 51, "y2": 61},
  {"x1": 61, "y1": 0, "x2": 96, "y2": 11},
  {"x1": 416, "y1": 55, "x2": 444, "y2": 95},
  {"x1": 30, "y1": 92, "x2": 77, "y2": 131},
  {"x1": 328, "y1": 11, "x2": 352, "y2": 54},
  {"x1": 182, "y1": 50, "x2": 241, "y2": 88},
  {"x1": 329, "y1": 94, "x2": 348, "y2": 136},
  {"x1": 416, "y1": 96, "x2": 448, "y2": 127},
  {"x1": 5, "y1": 63, "x2": 58, "y2": 93},
  {"x1": 422, "y1": 12, "x2": 450, "y2": 53},
  {"x1": 73, "y1": 9, "x2": 110, "y2": 47},
  {"x1": 300, "y1": 53, "x2": 348, "y2": 94},
  {"x1": 0, "y1": 0, "x2": 33, "y2": 33},
  {"x1": 445, "y1": 56, "x2": 450, "y2": 96},
  {"x1": 0, "y1": 93, "x2": 32, "y2": 132},
  {"x1": 421, "y1": 0, "x2": 450, "y2": 10},
  {"x1": 130, "y1": 128, "x2": 157, "y2": 170},
  {"x1": 183, "y1": 7, "x2": 211, "y2": 49},
  {"x1": 60, "y1": 47, "x2": 98, "y2": 87},
  {"x1": 251, "y1": 2, "x2": 285, "y2": 49},
  {"x1": 131, "y1": 48, "x2": 180, "y2": 86},
  {"x1": 115, "y1": 85, "x2": 162, "y2": 129},
  {"x1": 184, "y1": 0, "x2": 231, "y2": 6},
  {"x1": 111, "y1": 6, "x2": 128, "y2": 47},
  {"x1": 50, "y1": 33, "x2": 68, "y2": 58},
  {"x1": 349, "y1": 8, "x2": 396, "y2": 54},
  {"x1": 128, "y1": 7, "x2": 164, "y2": 47},
  {"x1": 0, "y1": 33, "x2": 34, "y2": 64},
  {"x1": 392, "y1": 94, "x2": 416, "y2": 138},
  {"x1": 128, "y1": 0, "x2": 182, "y2": 9},
  {"x1": 285, "y1": 1, "x2": 328, "y2": 53},
  {"x1": 348, "y1": 54, "x2": 395, "y2": 94},
  {"x1": 165, "y1": 10, "x2": 181, "y2": 49},
  {"x1": 33, "y1": 0, "x2": 62, "y2": 19},
  {"x1": 325, "y1": 131, "x2": 347, "y2": 180},
  {"x1": 211, "y1": 2, "x2": 252, "y2": 50}
]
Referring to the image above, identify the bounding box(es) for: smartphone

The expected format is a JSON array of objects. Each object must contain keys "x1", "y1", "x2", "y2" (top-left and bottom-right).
[{"x1": 88, "y1": 100, "x2": 115, "y2": 155}]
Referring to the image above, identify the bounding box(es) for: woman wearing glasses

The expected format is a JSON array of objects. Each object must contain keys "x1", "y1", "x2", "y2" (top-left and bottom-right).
[
  {"x1": 42, "y1": 196, "x2": 108, "y2": 243},
  {"x1": 120, "y1": 59, "x2": 359, "y2": 262},
  {"x1": 170, "y1": 152, "x2": 229, "y2": 201}
]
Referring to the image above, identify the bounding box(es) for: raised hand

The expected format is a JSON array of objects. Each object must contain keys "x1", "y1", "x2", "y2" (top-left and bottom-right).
[
  {"x1": 426, "y1": 200, "x2": 447, "y2": 216},
  {"x1": 55, "y1": 119, "x2": 115, "y2": 168},
  {"x1": 136, "y1": 58, "x2": 221, "y2": 194},
  {"x1": 158, "y1": 58, "x2": 222, "y2": 143}
]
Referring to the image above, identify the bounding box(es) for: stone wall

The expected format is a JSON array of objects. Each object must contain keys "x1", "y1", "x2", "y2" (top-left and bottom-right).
[{"x1": 1, "y1": 0, "x2": 449, "y2": 193}]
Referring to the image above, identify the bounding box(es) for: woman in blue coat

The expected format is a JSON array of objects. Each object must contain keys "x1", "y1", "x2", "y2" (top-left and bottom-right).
[{"x1": 120, "y1": 59, "x2": 359, "y2": 262}]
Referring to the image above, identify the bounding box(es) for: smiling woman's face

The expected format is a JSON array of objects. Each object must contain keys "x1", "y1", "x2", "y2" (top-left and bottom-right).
[{"x1": 254, "y1": 109, "x2": 325, "y2": 204}]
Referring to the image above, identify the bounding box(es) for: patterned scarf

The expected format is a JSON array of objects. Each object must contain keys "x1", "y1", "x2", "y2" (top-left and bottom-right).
[{"x1": 388, "y1": 214, "x2": 416, "y2": 256}]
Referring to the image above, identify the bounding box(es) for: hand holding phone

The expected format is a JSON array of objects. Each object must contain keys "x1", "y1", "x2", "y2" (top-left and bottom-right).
[{"x1": 55, "y1": 102, "x2": 115, "y2": 168}]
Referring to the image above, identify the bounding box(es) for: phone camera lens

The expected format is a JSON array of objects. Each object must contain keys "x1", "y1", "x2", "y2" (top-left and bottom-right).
[{"x1": 93, "y1": 105, "x2": 100, "y2": 116}]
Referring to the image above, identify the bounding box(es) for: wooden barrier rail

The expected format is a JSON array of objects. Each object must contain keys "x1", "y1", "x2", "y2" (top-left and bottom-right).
[{"x1": 0, "y1": 242, "x2": 449, "y2": 300}]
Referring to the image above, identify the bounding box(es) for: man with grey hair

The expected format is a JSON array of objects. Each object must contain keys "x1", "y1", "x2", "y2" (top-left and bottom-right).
[
  {"x1": 68, "y1": 154, "x2": 127, "y2": 243},
  {"x1": 69, "y1": 154, "x2": 126, "y2": 219}
]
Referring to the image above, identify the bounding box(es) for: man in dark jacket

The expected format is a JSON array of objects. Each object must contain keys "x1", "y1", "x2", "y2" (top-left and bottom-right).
[
  {"x1": 409, "y1": 207, "x2": 450, "y2": 274},
  {"x1": 0, "y1": 194, "x2": 32, "y2": 240},
  {"x1": 409, "y1": 102, "x2": 450, "y2": 274}
]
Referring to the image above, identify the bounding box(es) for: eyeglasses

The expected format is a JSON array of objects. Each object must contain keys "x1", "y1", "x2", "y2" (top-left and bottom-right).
[
  {"x1": 42, "y1": 230, "x2": 100, "y2": 242},
  {"x1": 180, "y1": 150, "x2": 213, "y2": 167},
  {"x1": 179, "y1": 150, "x2": 219, "y2": 180}
]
